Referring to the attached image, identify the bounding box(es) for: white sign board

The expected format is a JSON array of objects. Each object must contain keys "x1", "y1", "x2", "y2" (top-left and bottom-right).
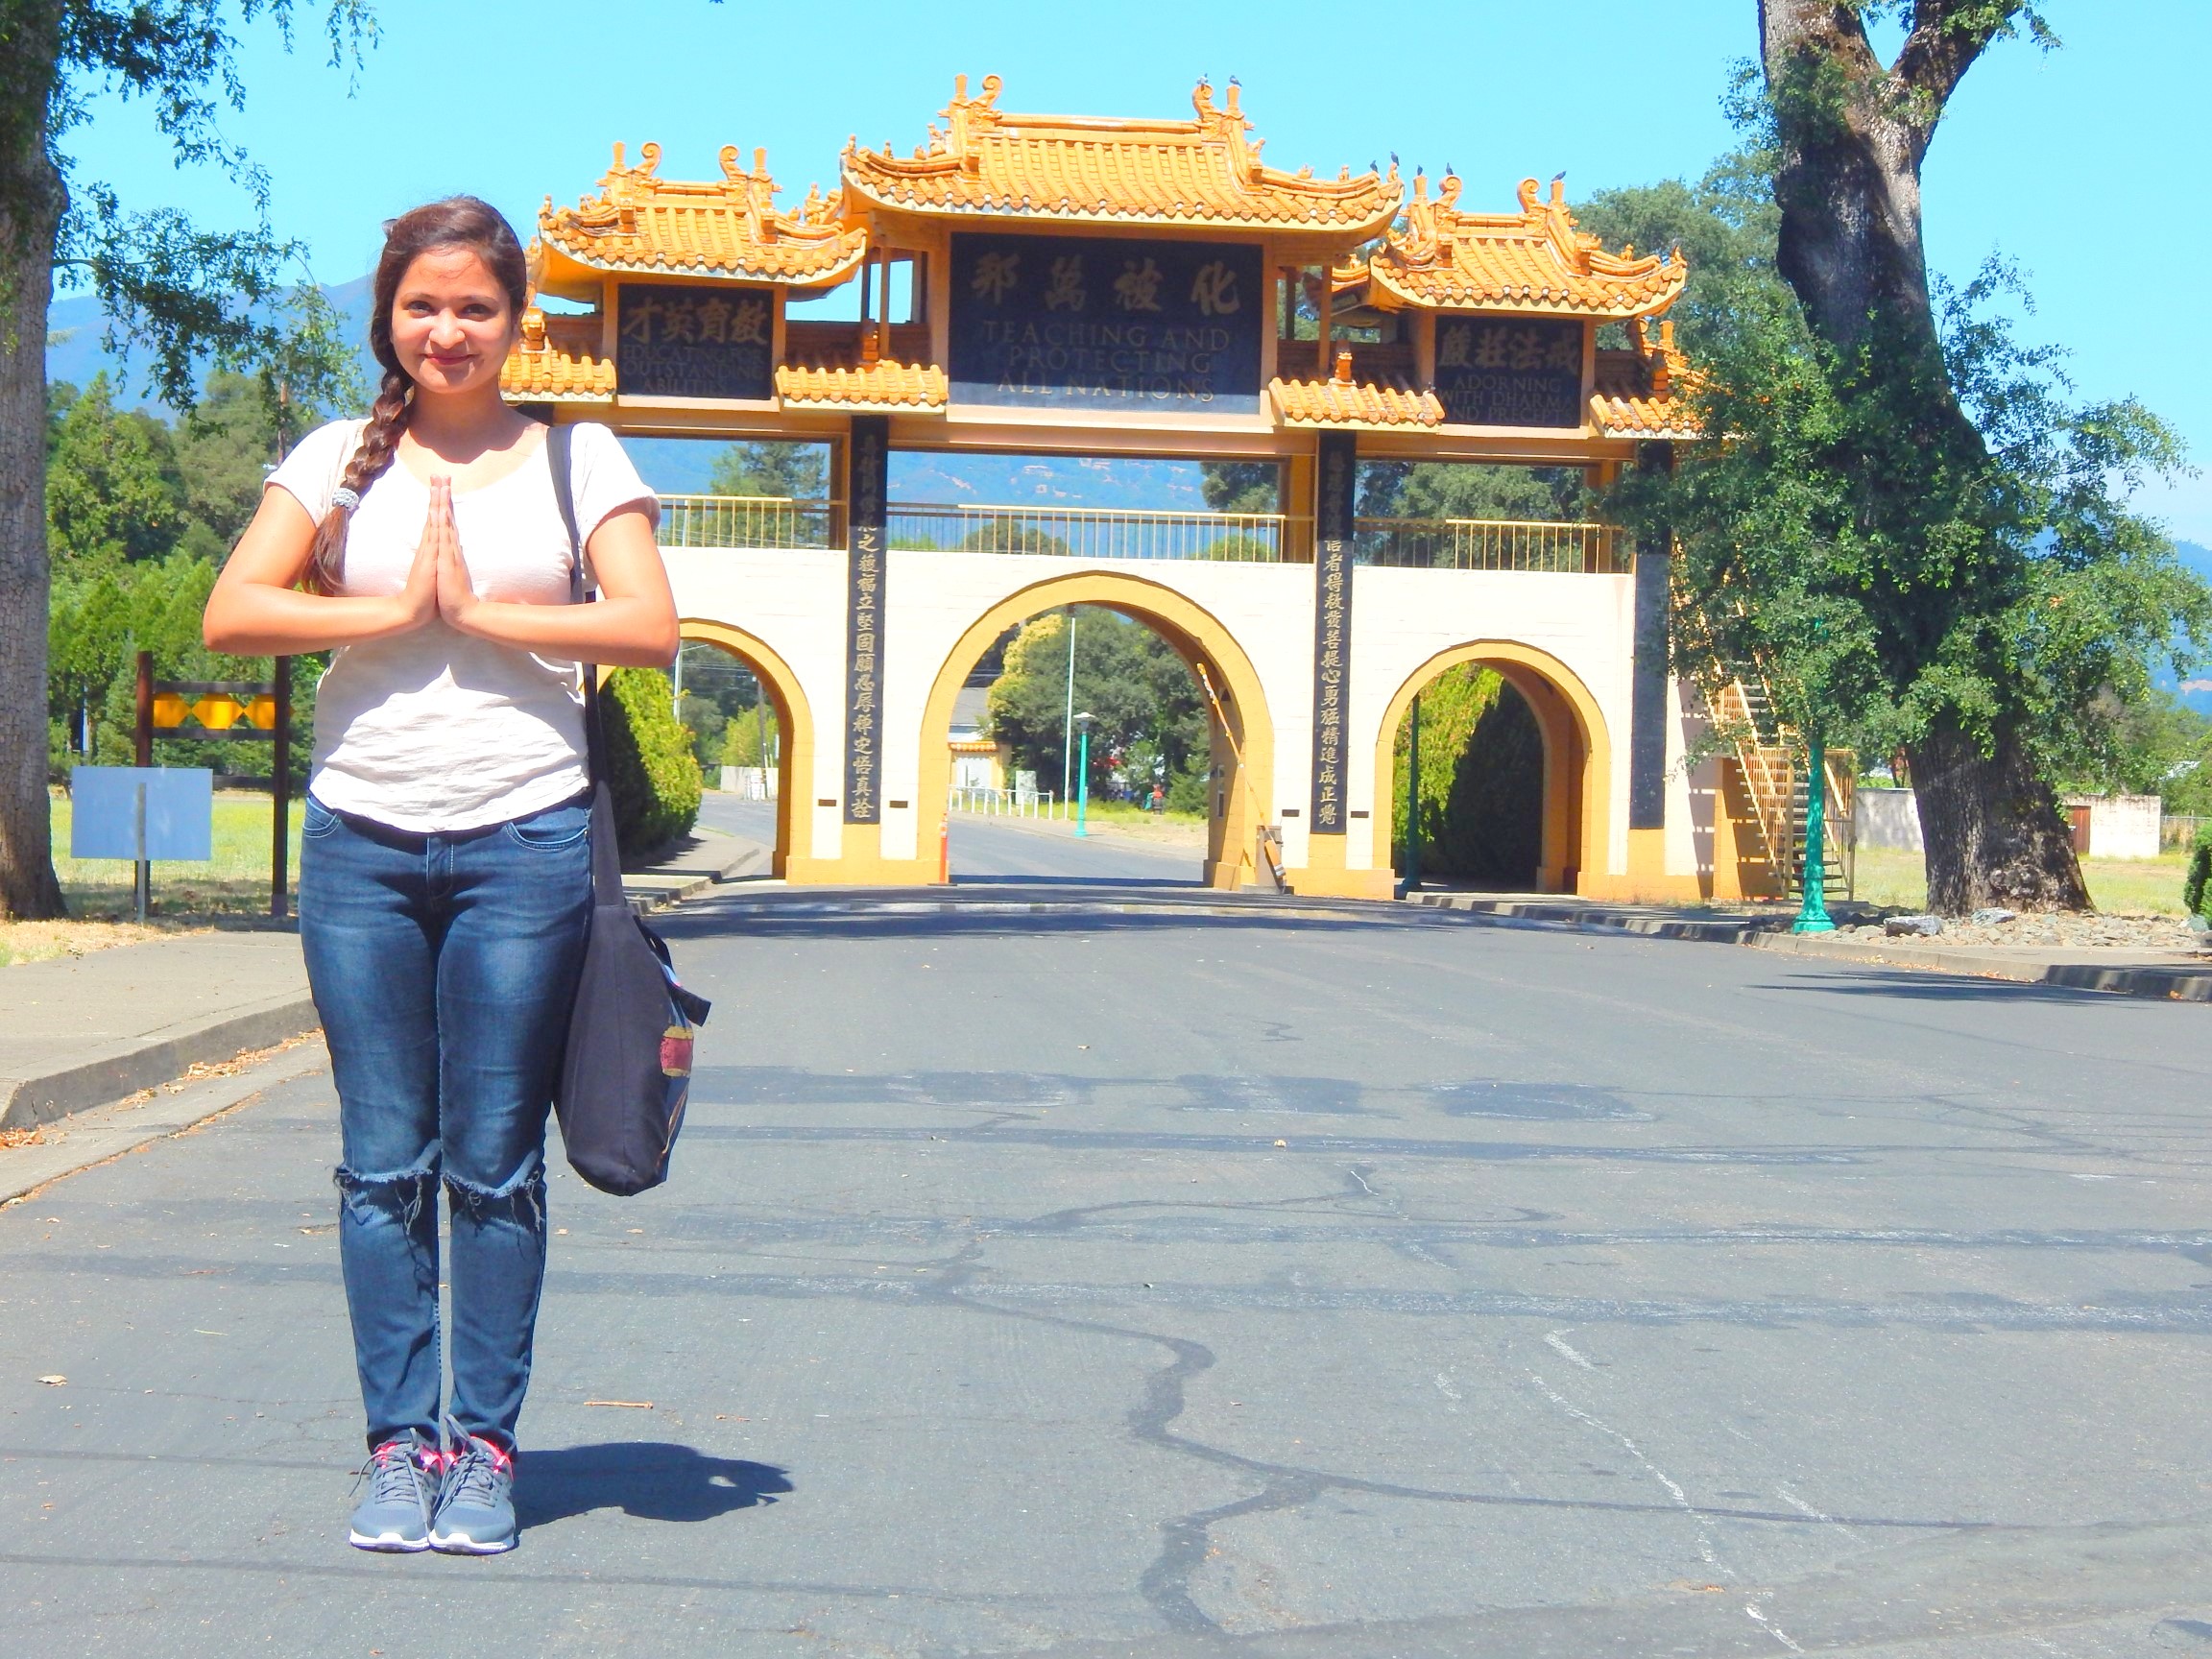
[{"x1": 69, "y1": 767, "x2": 214, "y2": 861}]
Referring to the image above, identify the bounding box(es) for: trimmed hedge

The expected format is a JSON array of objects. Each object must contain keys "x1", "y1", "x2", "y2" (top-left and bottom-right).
[
  {"x1": 2187, "y1": 830, "x2": 2211, "y2": 921},
  {"x1": 600, "y1": 667, "x2": 703, "y2": 860}
]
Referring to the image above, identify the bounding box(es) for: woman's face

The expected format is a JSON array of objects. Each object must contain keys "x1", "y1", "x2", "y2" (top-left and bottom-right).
[{"x1": 389, "y1": 246, "x2": 517, "y2": 399}]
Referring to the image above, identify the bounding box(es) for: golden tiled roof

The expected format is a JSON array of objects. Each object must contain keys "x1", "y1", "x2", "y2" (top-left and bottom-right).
[
  {"x1": 1589, "y1": 322, "x2": 1697, "y2": 438},
  {"x1": 538, "y1": 142, "x2": 869, "y2": 289},
  {"x1": 1271, "y1": 361, "x2": 1444, "y2": 429},
  {"x1": 842, "y1": 75, "x2": 1400, "y2": 233},
  {"x1": 1368, "y1": 173, "x2": 1687, "y2": 318},
  {"x1": 500, "y1": 310, "x2": 615, "y2": 402},
  {"x1": 775, "y1": 357, "x2": 948, "y2": 412}
]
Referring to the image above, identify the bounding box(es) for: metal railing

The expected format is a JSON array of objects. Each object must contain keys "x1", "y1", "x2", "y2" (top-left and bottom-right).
[
  {"x1": 1354, "y1": 518, "x2": 1627, "y2": 574},
  {"x1": 890, "y1": 503, "x2": 1300, "y2": 563},
  {"x1": 949, "y1": 785, "x2": 1061, "y2": 819},
  {"x1": 656, "y1": 493, "x2": 1626, "y2": 577},
  {"x1": 660, "y1": 494, "x2": 838, "y2": 550}
]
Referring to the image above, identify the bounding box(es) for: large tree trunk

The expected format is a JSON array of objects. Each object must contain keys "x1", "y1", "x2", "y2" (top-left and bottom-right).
[
  {"x1": 1909, "y1": 716, "x2": 2091, "y2": 914},
  {"x1": 1760, "y1": 0, "x2": 2087, "y2": 913},
  {"x1": 0, "y1": 3, "x2": 68, "y2": 920}
]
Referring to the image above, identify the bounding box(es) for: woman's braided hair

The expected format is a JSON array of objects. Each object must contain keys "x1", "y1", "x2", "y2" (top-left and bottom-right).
[{"x1": 303, "y1": 197, "x2": 531, "y2": 595}]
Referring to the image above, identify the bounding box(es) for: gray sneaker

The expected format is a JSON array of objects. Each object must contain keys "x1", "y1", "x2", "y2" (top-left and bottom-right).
[
  {"x1": 349, "y1": 1434, "x2": 438, "y2": 1551},
  {"x1": 429, "y1": 1419, "x2": 517, "y2": 1554}
]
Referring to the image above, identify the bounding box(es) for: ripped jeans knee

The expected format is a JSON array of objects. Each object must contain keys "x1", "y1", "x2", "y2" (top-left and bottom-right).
[
  {"x1": 335, "y1": 1162, "x2": 438, "y2": 1229},
  {"x1": 443, "y1": 1165, "x2": 548, "y2": 1234}
]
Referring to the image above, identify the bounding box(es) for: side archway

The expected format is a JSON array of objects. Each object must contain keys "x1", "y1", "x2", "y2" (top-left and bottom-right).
[
  {"x1": 915, "y1": 572, "x2": 1275, "y2": 889},
  {"x1": 1371, "y1": 641, "x2": 1610, "y2": 893},
  {"x1": 677, "y1": 618, "x2": 815, "y2": 878}
]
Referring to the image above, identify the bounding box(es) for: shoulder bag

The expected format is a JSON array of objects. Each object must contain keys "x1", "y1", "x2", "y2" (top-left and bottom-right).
[{"x1": 545, "y1": 423, "x2": 710, "y2": 1196}]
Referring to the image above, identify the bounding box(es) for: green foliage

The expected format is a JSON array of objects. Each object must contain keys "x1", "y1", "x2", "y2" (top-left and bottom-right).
[
  {"x1": 706, "y1": 442, "x2": 829, "y2": 499},
  {"x1": 45, "y1": 375, "x2": 182, "y2": 565},
  {"x1": 984, "y1": 610, "x2": 1207, "y2": 799},
  {"x1": 1599, "y1": 154, "x2": 2212, "y2": 796},
  {"x1": 1391, "y1": 667, "x2": 1544, "y2": 884},
  {"x1": 2184, "y1": 833, "x2": 2210, "y2": 922},
  {"x1": 670, "y1": 640, "x2": 770, "y2": 771},
  {"x1": 1357, "y1": 462, "x2": 1591, "y2": 523},
  {"x1": 720, "y1": 704, "x2": 781, "y2": 768},
  {"x1": 1199, "y1": 462, "x2": 1279, "y2": 516},
  {"x1": 1577, "y1": 149, "x2": 1789, "y2": 358},
  {"x1": 599, "y1": 668, "x2": 702, "y2": 858},
  {"x1": 43, "y1": 373, "x2": 325, "y2": 783},
  {"x1": 2057, "y1": 687, "x2": 2212, "y2": 814}
]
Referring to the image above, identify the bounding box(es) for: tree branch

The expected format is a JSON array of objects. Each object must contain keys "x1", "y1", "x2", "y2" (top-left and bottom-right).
[{"x1": 1895, "y1": 1, "x2": 2032, "y2": 139}]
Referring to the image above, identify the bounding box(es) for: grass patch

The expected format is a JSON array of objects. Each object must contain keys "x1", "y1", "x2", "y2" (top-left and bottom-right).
[
  {"x1": 1850, "y1": 844, "x2": 2193, "y2": 915},
  {"x1": 48, "y1": 787, "x2": 302, "y2": 921}
]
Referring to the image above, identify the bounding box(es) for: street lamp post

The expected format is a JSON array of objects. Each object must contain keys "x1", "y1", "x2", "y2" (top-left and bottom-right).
[
  {"x1": 1793, "y1": 737, "x2": 1837, "y2": 933},
  {"x1": 1404, "y1": 691, "x2": 1422, "y2": 891},
  {"x1": 1073, "y1": 711, "x2": 1094, "y2": 838},
  {"x1": 1061, "y1": 608, "x2": 1077, "y2": 816}
]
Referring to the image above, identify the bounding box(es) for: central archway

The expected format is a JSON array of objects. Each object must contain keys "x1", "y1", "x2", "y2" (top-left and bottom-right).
[
  {"x1": 676, "y1": 619, "x2": 815, "y2": 878},
  {"x1": 916, "y1": 572, "x2": 1275, "y2": 889}
]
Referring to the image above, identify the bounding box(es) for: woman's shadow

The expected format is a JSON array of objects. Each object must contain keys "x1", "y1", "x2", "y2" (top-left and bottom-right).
[{"x1": 517, "y1": 1442, "x2": 792, "y2": 1527}]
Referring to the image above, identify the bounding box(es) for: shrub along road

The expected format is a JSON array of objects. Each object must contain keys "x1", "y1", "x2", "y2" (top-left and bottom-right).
[{"x1": 3, "y1": 892, "x2": 2211, "y2": 1654}]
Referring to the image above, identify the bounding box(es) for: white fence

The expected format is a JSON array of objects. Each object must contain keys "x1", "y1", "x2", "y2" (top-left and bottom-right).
[
  {"x1": 948, "y1": 785, "x2": 1060, "y2": 819},
  {"x1": 718, "y1": 765, "x2": 778, "y2": 801}
]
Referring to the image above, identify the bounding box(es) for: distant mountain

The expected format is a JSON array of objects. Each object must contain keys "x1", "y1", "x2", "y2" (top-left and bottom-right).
[
  {"x1": 45, "y1": 276, "x2": 380, "y2": 409},
  {"x1": 628, "y1": 441, "x2": 1214, "y2": 511}
]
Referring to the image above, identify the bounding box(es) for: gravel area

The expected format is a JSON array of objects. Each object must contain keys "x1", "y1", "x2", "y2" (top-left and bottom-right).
[{"x1": 1845, "y1": 910, "x2": 2212, "y2": 952}]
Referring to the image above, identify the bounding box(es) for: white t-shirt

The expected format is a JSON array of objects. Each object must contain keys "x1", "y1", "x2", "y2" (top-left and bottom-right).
[{"x1": 268, "y1": 419, "x2": 659, "y2": 833}]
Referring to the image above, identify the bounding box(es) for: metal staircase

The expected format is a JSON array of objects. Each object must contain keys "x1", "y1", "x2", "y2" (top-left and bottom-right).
[{"x1": 1686, "y1": 632, "x2": 1855, "y2": 902}]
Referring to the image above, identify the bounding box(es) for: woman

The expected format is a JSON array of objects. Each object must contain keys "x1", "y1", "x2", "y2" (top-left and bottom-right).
[{"x1": 204, "y1": 197, "x2": 677, "y2": 1555}]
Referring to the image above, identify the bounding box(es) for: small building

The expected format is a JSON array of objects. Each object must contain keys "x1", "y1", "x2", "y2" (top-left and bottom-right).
[
  {"x1": 2063, "y1": 794, "x2": 2162, "y2": 859},
  {"x1": 948, "y1": 686, "x2": 1005, "y2": 793}
]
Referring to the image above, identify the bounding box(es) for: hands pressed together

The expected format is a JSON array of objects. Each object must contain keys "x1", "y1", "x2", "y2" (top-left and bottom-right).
[{"x1": 395, "y1": 475, "x2": 488, "y2": 635}]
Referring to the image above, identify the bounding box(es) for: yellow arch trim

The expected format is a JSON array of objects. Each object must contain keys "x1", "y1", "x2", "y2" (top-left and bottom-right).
[
  {"x1": 1369, "y1": 639, "x2": 1612, "y2": 894},
  {"x1": 915, "y1": 571, "x2": 1276, "y2": 890},
  {"x1": 678, "y1": 618, "x2": 815, "y2": 878}
]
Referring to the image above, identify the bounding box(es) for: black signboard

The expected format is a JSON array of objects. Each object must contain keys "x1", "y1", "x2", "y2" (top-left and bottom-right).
[
  {"x1": 1310, "y1": 431, "x2": 1356, "y2": 835},
  {"x1": 948, "y1": 233, "x2": 1264, "y2": 414},
  {"x1": 615, "y1": 282, "x2": 775, "y2": 400},
  {"x1": 843, "y1": 417, "x2": 889, "y2": 826},
  {"x1": 1434, "y1": 317, "x2": 1585, "y2": 428}
]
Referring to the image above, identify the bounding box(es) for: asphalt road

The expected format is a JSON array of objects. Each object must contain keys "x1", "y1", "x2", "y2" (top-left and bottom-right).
[
  {"x1": 699, "y1": 793, "x2": 1203, "y2": 884},
  {"x1": 6, "y1": 900, "x2": 2212, "y2": 1656}
]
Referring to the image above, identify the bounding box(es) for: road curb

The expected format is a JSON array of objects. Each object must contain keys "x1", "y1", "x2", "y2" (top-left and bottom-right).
[
  {"x1": 0, "y1": 991, "x2": 323, "y2": 1134},
  {"x1": 1743, "y1": 929, "x2": 2212, "y2": 1000},
  {"x1": 621, "y1": 834, "x2": 772, "y2": 914},
  {"x1": 0, "y1": 1036, "x2": 329, "y2": 1207},
  {"x1": 1404, "y1": 891, "x2": 2212, "y2": 1003}
]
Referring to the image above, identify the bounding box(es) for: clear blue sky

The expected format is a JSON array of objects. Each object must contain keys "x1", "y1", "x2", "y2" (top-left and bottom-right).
[{"x1": 58, "y1": 0, "x2": 2212, "y2": 540}]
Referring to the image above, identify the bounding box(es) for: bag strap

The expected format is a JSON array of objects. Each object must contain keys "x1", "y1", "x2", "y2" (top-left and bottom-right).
[
  {"x1": 547, "y1": 424, "x2": 627, "y2": 902},
  {"x1": 546, "y1": 424, "x2": 608, "y2": 791}
]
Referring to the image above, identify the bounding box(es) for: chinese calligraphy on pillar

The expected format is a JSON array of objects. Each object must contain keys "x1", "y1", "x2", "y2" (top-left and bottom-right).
[
  {"x1": 947, "y1": 233, "x2": 1264, "y2": 413},
  {"x1": 1433, "y1": 317, "x2": 1585, "y2": 428},
  {"x1": 844, "y1": 417, "x2": 890, "y2": 824},
  {"x1": 1310, "y1": 430, "x2": 1356, "y2": 834},
  {"x1": 615, "y1": 282, "x2": 775, "y2": 400}
]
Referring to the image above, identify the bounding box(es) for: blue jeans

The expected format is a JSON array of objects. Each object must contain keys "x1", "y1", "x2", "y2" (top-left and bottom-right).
[{"x1": 299, "y1": 790, "x2": 592, "y2": 1455}]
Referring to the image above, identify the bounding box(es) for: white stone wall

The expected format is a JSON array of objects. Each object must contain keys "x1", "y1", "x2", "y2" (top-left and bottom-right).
[
  {"x1": 1856, "y1": 786, "x2": 1924, "y2": 852},
  {"x1": 2071, "y1": 793, "x2": 2163, "y2": 859}
]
